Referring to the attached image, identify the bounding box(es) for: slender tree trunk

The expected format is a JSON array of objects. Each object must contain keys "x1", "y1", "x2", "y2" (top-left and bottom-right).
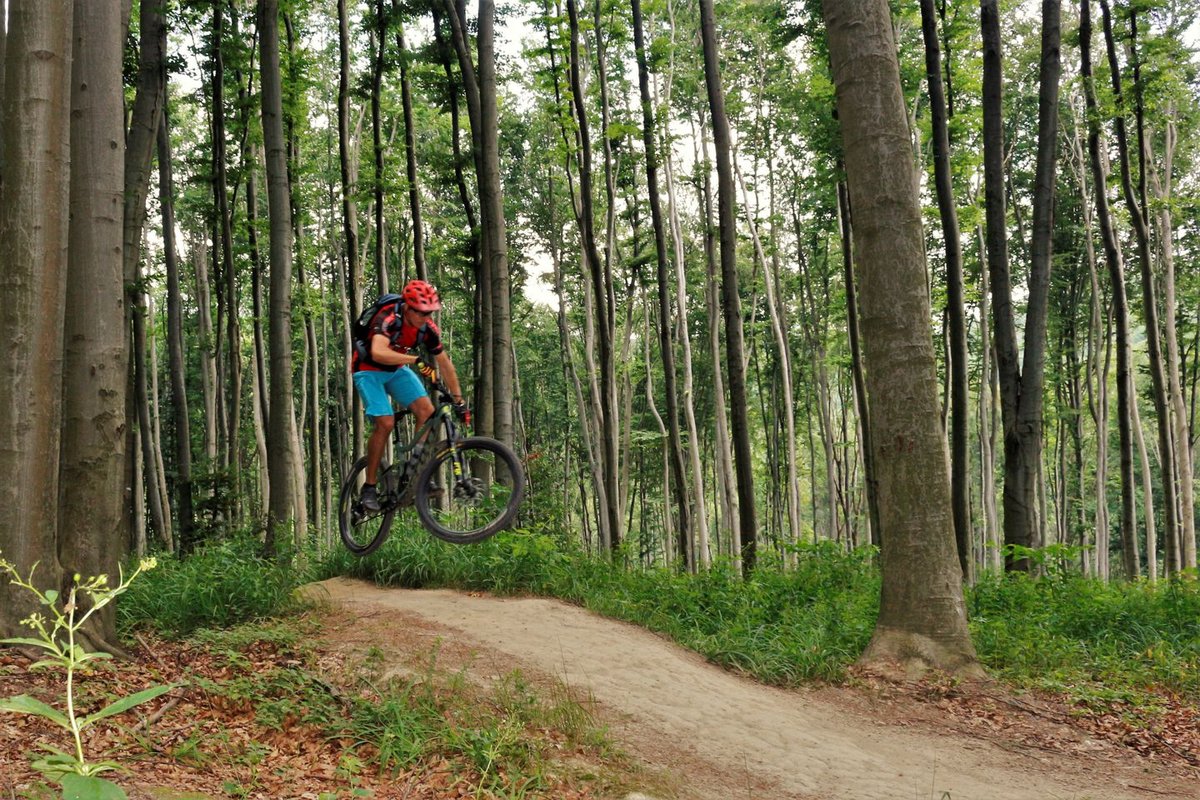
[
  {"x1": 699, "y1": 0, "x2": 757, "y2": 571},
  {"x1": 736, "y1": 159, "x2": 800, "y2": 548},
  {"x1": 1099, "y1": 0, "x2": 1174, "y2": 575},
  {"x1": 394, "y1": 15, "x2": 425, "y2": 280},
  {"x1": 632, "y1": 0, "x2": 689, "y2": 565},
  {"x1": 920, "y1": 0, "x2": 970, "y2": 580},
  {"x1": 838, "y1": 183, "x2": 880, "y2": 547},
  {"x1": 694, "y1": 113, "x2": 737, "y2": 560},
  {"x1": 1133, "y1": 392, "x2": 1154, "y2": 578},
  {"x1": 563, "y1": 0, "x2": 620, "y2": 550},
  {"x1": 246, "y1": 143, "x2": 271, "y2": 515},
  {"x1": 976, "y1": 225, "x2": 1000, "y2": 571},
  {"x1": 1081, "y1": 1, "x2": 1137, "y2": 578},
  {"x1": 444, "y1": 0, "x2": 512, "y2": 451},
  {"x1": 159, "y1": 110, "x2": 194, "y2": 552},
  {"x1": 124, "y1": 0, "x2": 170, "y2": 549},
  {"x1": 663, "y1": 115, "x2": 711, "y2": 566},
  {"x1": 1146, "y1": 110, "x2": 1195, "y2": 569},
  {"x1": 212, "y1": 0, "x2": 241, "y2": 488},
  {"x1": 260, "y1": 0, "x2": 305, "y2": 552},
  {"x1": 336, "y1": 0, "x2": 364, "y2": 457},
  {"x1": 824, "y1": 0, "x2": 981, "y2": 677}
]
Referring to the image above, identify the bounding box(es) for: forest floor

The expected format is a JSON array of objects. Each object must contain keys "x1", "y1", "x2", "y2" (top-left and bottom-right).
[{"x1": 2, "y1": 576, "x2": 1198, "y2": 800}]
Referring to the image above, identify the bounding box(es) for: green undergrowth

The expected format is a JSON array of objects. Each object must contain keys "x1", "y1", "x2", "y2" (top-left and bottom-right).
[
  {"x1": 118, "y1": 536, "x2": 308, "y2": 636},
  {"x1": 168, "y1": 619, "x2": 626, "y2": 798},
  {"x1": 969, "y1": 571, "x2": 1200, "y2": 706}
]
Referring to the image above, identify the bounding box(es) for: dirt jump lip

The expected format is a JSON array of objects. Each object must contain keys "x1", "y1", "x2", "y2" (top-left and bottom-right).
[{"x1": 307, "y1": 577, "x2": 1190, "y2": 800}]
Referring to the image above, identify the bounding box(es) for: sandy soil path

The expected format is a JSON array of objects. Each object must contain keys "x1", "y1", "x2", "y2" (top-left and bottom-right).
[{"x1": 310, "y1": 577, "x2": 1194, "y2": 800}]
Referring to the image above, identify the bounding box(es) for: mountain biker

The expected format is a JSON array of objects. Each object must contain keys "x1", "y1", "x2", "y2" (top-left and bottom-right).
[{"x1": 352, "y1": 279, "x2": 469, "y2": 511}]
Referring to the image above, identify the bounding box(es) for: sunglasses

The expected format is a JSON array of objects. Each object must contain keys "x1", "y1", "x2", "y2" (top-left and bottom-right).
[{"x1": 410, "y1": 308, "x2": 434, "y2": 317}]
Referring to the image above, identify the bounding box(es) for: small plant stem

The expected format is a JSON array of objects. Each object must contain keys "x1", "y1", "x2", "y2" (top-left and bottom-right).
[{"x1": 66, "y1": 587, "x2": 86, "y2": 768}]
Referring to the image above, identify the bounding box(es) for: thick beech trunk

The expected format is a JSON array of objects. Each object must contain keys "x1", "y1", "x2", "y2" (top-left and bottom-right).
[{"x1": 823, "y1": 0, "x2": 981, "y2": 677}]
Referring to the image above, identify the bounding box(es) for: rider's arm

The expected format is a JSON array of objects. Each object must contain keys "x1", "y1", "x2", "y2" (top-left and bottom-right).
[
  {"x1": 435, "y1": 350, "x2": 465, "y2": 402},
  {"x1": 370, "y1": 333, "x2": 421, "y2": 367}
]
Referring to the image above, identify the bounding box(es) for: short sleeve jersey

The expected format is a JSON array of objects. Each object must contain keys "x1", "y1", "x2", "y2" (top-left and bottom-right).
[{"x1": 354, "y1": 302, "x2": 444, "y2": 372}]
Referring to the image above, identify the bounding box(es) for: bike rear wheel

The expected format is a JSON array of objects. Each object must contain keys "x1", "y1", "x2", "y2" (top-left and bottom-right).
[
  {"x1": 338, "y1": 457, "x2": 397, "y2": 556},
  {"x1": 414, "y1": 437, "x2": 525, "y2": 544}
]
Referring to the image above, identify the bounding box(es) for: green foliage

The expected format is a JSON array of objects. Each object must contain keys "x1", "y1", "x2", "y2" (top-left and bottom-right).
[
  {"x1": 117, "y1": 537, "x2": 310, "y2": 637},
  {"x1": 0, "y1": 555, "x2": 173, "y2": 800},
  {"x1": 969, "y1": 571, "x2": 1200, "y2": 703}
]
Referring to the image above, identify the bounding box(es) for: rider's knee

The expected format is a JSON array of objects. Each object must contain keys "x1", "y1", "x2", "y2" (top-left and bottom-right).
[{"x1": 373, "y1": 415, "x2": 396, "y2": 434}]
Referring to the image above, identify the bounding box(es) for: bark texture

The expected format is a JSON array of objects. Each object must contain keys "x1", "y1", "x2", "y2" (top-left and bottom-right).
[{"x1": 823, "y1": 0, "x2": 982, "y2": 676}]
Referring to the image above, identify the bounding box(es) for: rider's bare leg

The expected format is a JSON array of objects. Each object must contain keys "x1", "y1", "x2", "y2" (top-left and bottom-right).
[
  {"x1": 365, "y1": 414, "x2": 395, "y2": 484},
  {"x1": 410, "y1": 396, "x2": 435, "y2": 441}
]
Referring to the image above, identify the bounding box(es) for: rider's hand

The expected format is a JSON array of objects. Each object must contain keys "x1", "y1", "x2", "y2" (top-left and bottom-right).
[
  {"x1": 453, "y1": 401, "x2": 472, "y2": 427},
  {"x1": 412, "y1": 359, "x2": 438, "y2": 382}
]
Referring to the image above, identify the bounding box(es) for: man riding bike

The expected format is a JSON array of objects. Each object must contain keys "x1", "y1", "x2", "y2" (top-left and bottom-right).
[{"x1": 352, "y1": 279, "x2": 469, "y2": 511}]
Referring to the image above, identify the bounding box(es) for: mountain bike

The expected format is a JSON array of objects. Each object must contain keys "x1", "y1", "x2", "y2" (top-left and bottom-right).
[{"x1": 338, "y1": 377, "x2": 525, "y2": 555}]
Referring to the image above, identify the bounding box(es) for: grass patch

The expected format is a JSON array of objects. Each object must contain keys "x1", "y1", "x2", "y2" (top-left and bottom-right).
[
  {"x1": 968, "y1": 571, "x2": 1200, "y2": 704},
  {"x1": 118, "y1": 537, "x2": 309, "y2": 636},
  {"x1": 178, "y1": 619, "x2": 624, "y2": 798}
]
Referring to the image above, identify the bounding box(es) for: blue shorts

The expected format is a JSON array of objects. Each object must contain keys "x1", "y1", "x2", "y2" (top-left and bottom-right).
[{"x1": 353, "y1": 367, "x2": 428, "y2": 418}]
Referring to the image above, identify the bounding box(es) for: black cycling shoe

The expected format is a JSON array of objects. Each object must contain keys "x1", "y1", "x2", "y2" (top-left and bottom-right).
[{"x1": 360, "y1": 483, "x2": 381, "y2": 512}]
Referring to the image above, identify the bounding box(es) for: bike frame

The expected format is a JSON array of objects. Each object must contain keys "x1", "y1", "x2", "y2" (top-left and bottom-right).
[{"x1": 382, "y1": 377, "x2": 469, "y2": 496}]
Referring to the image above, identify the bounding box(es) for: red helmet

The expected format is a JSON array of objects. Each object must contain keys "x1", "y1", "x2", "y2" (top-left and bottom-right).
[{"x1": 401, "y1": 279, "x2": 441, "y2": 312}]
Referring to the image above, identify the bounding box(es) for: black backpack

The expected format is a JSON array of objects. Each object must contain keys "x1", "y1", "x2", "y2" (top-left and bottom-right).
[{"x1": 352, "y1": 293, "x2": 402, "y2": 365}]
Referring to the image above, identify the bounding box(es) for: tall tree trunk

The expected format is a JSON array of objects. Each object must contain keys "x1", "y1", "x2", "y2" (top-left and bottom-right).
[
  {"x1": 192, "y1": 239, "x2": 219, "y2": 464},
  {"x1": 920, "y1": 0, "x2": 969, "y2": 580},
  {"x1": 694, "y1": 112, "x2": 737, "y2": 560},
  {"x1": 1099, "y1": 0, "x2": 1174, "y2": 576},
  {"x1": 247, "y1": 143, "x2": 271, "y2": 516},
  {"x1": 981, "y1": 0, "x2": 1061, "y2": 571},
  {"x1": 371, "y1": 1, "x2": 386, "y2": 287},
  {"x1": 336, "y1": 0, "x2": 364, "y2": 456},
  {"x1": 58, "y1": 0, "x2": 126, "y2": 647},
  {"x1": 564, "y1": 0, "x2": 620, "y2": 550},
  {"x1": 699, "y1": 0, "x2": 757, "y2": 571},
  {"x1": 736, "y1": 160, "x2": 801, "y2": 548},
  {"x1": 631, "y1": 0, "x2": 690, "y2": 565},
  {"x1": 0, "y1": 0, "x2": 73, "y2": 634},
  {"x1": 394, "y1": 15, "x2": 425, "y2": 280},
  {"x1": 212, "y1": 0, "x2": 241, "y2": 488},
  {"x1": 433, "y1": 6, "x2": 487, "y2": 439},
  {"x1": 260, "y1": 0, "x2": 305, "y2": 553},
  {"x1": 284, "y1": 13, "x2": 322, "y2": 537},
  {"x1": 124, "y1": 0, "x2": 169, "y2": 549},
  {"x1": 838, "y1": 182, "x2": 881, "y2": 547},
  {"x1": 1146, "y1": 109, "x2": 1196, "y2": 569},
  {"x1": 1081, "y1": 0, "x2": 1136, "y2": 578},
  {"x1": 159, "y1": 110, "x2": 195, "y2": 553},
  {"x1": 824, "y1": 0, "x2": 981, "y2": 677},
  {"x1": 664, "y1": 118, "x2": 711, "y2": 566},
  {"x1": 444, "y1": 0, "x2": 512, "y2": 451}
]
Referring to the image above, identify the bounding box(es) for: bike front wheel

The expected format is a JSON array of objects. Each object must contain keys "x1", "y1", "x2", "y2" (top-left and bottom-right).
[
  {"x1": 338, "y1": 457, "x2": 396, "y2": 556},
  {"x1": 414, "y1": 437, "x2": 525, "y2": 544}
]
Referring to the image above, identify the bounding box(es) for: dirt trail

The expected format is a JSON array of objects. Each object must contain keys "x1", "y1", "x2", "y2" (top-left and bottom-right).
[{"x1": 310, "y1": 578, "x2": 1193, "y2": 800}]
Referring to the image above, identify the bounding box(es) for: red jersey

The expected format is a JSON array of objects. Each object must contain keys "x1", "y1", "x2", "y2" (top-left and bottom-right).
[{"x1": 353, "y1": 303, "x2": 444, "y2": 372}]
